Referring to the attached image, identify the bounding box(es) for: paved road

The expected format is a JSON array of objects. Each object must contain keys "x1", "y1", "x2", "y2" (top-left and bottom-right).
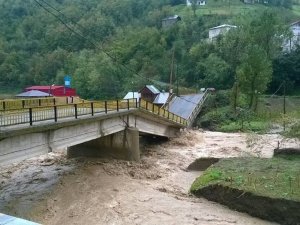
[{"x1": 168, "y1": 94, "x2": 205, "y2": 119}]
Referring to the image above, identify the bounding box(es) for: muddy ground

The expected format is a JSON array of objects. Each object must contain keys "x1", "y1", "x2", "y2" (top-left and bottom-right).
[{"x1": 0, "y1": 130, "x2": 299, "y2": 225}]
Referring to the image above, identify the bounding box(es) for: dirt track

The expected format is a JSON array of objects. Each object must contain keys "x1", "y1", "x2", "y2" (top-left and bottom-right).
[{"x1": 1, "y1": 130, "x2": 299, "y2": 224}]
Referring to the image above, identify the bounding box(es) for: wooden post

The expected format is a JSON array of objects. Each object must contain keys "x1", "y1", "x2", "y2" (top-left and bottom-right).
[
  {"x1": 91, "y1": 102, "x2": 94, "y2": 116},
  {"x1": 74, "y1": 104, "x2": 78, "y2": 119},
  {"x1": 54, "y1": 106, "x2": 57, "y2": 122}
]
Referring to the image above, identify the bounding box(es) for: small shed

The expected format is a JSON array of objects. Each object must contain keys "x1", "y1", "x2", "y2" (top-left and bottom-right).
[
  {"x1": 25, "y1": 86, "x2": 77, "y2": 97},
  {"x1": 139, "y1": 85, "x2": 160, "y2": 103},
  {"x1": 16, "y1": 90, "x2": 53, "y2": 98},
  {"x1": 123, "y1": 92, "x2": 141, "y2": 102},
  {"x1": 162, "y1": 15, "x2": 181, "y2": 29}
]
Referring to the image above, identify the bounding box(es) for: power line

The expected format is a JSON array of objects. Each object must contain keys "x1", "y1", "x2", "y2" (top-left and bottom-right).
[{"x1": 33, "y1": 0, "x2": 175, "y2": 88}]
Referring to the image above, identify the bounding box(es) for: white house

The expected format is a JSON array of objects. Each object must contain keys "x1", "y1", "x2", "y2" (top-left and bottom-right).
[
  {"x1": 283, "y1": 20, "x2": 300, "y2": 52},
  {"x1": 208, "y1": 24, "x2": 237, "y2": 40},
  {"x1": 186, "y1": 0, "x2": 206, "y2": 6}
]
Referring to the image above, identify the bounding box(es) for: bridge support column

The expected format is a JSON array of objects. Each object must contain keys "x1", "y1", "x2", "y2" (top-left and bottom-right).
[{"x1": 67, "y1": 127, "x2": 140, "y2": 161}]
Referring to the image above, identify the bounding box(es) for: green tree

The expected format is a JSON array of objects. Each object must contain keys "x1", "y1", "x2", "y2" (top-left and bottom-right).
[
  {"x1": 191, "y1": 0, "x2": 197, "y2": 17},
  {"x1": 236, "y1": 45, "x2": 272, "y2": 110}
]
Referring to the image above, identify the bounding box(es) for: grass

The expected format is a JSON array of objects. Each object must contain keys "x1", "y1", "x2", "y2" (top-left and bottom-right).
[
  {"x1": 191, "y1": 156, "x2": 300, "y2": 201},
  {"x1": 292, "y1": 5, "x2": 300, "y2": 16},
  {"x1": 174, "y1": 0, "x2": 265, "y2": 18},
  {"x1": 219, "y1": 120, "x2": 270, "y2": 133},
  {"x1": 174, "y1": 0, "x2": 299, "y2": 19}
]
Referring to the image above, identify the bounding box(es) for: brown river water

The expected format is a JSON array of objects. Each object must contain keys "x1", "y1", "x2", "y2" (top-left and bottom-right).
[{"x1": 0, "y1": 130, "x2": 299, "y2": 225}]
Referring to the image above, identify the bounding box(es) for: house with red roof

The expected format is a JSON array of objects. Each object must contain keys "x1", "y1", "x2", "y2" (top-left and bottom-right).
[{"x1": 25, "y1": 85, "x2": 77, "y2": 97}]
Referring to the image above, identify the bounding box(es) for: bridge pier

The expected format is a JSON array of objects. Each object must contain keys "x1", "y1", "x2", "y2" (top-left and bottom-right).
[{"x1": 67, "y1": 127, "x2": 140, "y2": 161}]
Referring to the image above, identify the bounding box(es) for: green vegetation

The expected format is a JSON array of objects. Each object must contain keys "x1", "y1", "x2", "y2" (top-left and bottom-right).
[
  {"x1": 191, "y1": 156, "x2": 300, "y2": 201},
  {"x1": 0, "y1": 0, "x2": 299, "y2": 102}
]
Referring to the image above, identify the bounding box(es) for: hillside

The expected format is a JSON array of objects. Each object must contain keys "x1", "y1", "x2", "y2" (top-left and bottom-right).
[{"x1": 0, "y1": 0, "x2": 299, "y2": 100}]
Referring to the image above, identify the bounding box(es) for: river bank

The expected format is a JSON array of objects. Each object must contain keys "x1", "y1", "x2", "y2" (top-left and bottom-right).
[{"x1": 1, "y1": 130, "x2": 298, "y2": 224}]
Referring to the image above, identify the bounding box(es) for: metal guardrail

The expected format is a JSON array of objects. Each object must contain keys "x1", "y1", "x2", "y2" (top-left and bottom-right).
[
  {"x1": 186, "y1": 90, "x2": 210, "y2": 127},
  {"x1": 0, "y1": 98, "x2": 187, "y2": 127},
  {"x1": 0, "y1": 97, "x2": 83, "y2": 111},
  {"x1": 139, "y1": 99, "x2": 188, "y2": 126}
]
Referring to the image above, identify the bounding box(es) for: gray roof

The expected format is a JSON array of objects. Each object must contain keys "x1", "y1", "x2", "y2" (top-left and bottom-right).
[
  {"x1": 153, "y1": 92, "x2": 170, "y2": 104},
  {"x1": 16, "y1": 90, "x2": 52, "y2": 97},
  {"x1": 123, "y1": 92, "x2": 141, "y2": 100},
  {"x1": 162, "y1": 15, "x2": 181, "y2": 21},
  {"x1": 145, "y1": 85, "x2": 160, "y2": 94},
  {"x1": 209, "y1": 24, "x2": 237, "y2": 30},
  {"x1": 168, "y1": 94, "x2": 205, "y2": 119}
]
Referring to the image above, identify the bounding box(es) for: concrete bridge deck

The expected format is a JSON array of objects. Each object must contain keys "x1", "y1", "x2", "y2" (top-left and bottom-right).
[{"x1": 0, "y1": 94, "x2": 209, "y2": 165}]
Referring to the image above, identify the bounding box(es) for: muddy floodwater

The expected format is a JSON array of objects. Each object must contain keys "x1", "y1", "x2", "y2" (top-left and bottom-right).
[{"x1": 0, "y1": 131, "x2": 299, "y2": 225}]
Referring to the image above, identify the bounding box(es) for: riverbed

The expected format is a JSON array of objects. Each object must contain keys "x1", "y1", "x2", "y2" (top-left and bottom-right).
[{"x1": 1, "y1": 130, "x2": 298, "y2": 224}]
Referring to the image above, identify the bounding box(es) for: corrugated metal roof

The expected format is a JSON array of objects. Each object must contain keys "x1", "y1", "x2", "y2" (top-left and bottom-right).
[
  {"x1": 153, "y1": 92, "x2": 169, "y2": 104},
  {"x1": 16, "y1": 90, "x2": 52, "y2": 97},
  {"x1": 123, "y1": 92, "x2": 141, "y2": 100},
  {"x1": 209, "y1": 24, "x2": 237, "y2": 30},
  {"x1": 168, "y1": 94, "x2": 205, "y2": 119},
  {"x1": 162, "y1": 15, "x2": 181, "y2": 21},
  {"x1": 145, "y1": 85, "x2": 160, "y2": 94}
]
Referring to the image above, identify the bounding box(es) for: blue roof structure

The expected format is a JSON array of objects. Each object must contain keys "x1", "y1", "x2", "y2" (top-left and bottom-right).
[
  {"x1": 168, "y1": 94, "x2": 205, "y2": 119},
  {"x1": 0, "y1": 213, "x2": 40, "y2": 225},
  {"x1": 153, "y1": 92, "x2": 169, "y2": 104}
]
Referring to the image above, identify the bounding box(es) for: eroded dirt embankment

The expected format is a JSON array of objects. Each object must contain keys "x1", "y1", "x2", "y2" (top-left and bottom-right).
[
  {"x1": 1, "y1": 131, "x2": 298, "y2": 225},
  {"x1": 194, "y1": 184, "x2": 300, "y2": 225}
]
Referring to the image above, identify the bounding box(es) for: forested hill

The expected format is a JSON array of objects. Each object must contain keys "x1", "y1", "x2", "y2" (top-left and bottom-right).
[{"x1": 0, "y1": 0, "x2": 299, "y2": 99}]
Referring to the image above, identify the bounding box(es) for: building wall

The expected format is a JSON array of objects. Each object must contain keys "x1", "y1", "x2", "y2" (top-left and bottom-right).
[
  {"x1": 140, "y1": 87, "x2": 158, "y2": 103},
  {"x1": 186, "y1": 0, "x2": 206, "y2": 6},
  {"x1": 25, "y1": 87, "x2": 76, "y2": 97},
  {"x1": 162, "y1": 19, "x2": 178, "y2": 28},
  {"x1": 283, "y1": 22, "x2": 300, "y2": 52}
]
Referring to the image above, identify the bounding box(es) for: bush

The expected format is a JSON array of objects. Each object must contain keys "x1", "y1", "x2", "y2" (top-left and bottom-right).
[
  {"x1": 219, "y1": 121, "x2": 270, "y2": 133},
  {"x1": 196, "y1": 106, "x2": 236, "y2": 130}
]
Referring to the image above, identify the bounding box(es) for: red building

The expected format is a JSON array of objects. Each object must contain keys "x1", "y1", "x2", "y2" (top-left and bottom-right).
[{"x1": 25, "y1": 86, "x2": 77, "y2": 97}]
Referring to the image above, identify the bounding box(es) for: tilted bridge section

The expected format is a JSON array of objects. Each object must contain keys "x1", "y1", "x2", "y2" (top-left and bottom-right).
[{"x1": 0, "y1": 91, "x2": 209, "y2": 165}]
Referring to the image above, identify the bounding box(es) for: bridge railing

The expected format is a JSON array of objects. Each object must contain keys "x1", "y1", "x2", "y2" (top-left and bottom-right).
[
  {"x1": 139, "y1": 99, "x2": 187, "y2": 126},
  {"x1": 0, "y1": 97, "x2": 83, "y2": 111},
  {"x1": 0, "y1": 98, "x2": 186, "y2": 127},
  {"x1": 186, "y1": 90, "x2": 210, "y2": 127},
  {"x1": 0, "y1": 99, "x2": 139, "y2": 127}
]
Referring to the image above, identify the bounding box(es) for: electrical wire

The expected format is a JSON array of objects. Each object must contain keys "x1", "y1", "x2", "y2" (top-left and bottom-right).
[
  {"x1": 33, "y1": 0, "x2": 175, "y2": 88},
  {"x1": 33, "y1": 0, "x2": 204, "y2": 107}
]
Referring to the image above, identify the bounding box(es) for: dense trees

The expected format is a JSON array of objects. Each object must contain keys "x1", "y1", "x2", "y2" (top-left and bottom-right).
[{"x1": 0, "y1": 0, "x2": 298, "y2": 103}]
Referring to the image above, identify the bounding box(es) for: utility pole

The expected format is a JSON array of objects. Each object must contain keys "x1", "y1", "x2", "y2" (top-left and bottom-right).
[
  {"x1": 283, "y1": 80, "x2": 286, "y2": 131},
  {"x1": 176, "y1": 63, "x2": 179, "y2": 96},
  {"x1": 169, "y1": 47, "x2": 175, "y2": 92}
]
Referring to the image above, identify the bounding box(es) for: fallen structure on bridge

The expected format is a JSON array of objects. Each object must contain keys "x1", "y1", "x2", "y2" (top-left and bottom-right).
[{"x1": 0, "y1": 91, "x2": 209, "y2": 165}]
